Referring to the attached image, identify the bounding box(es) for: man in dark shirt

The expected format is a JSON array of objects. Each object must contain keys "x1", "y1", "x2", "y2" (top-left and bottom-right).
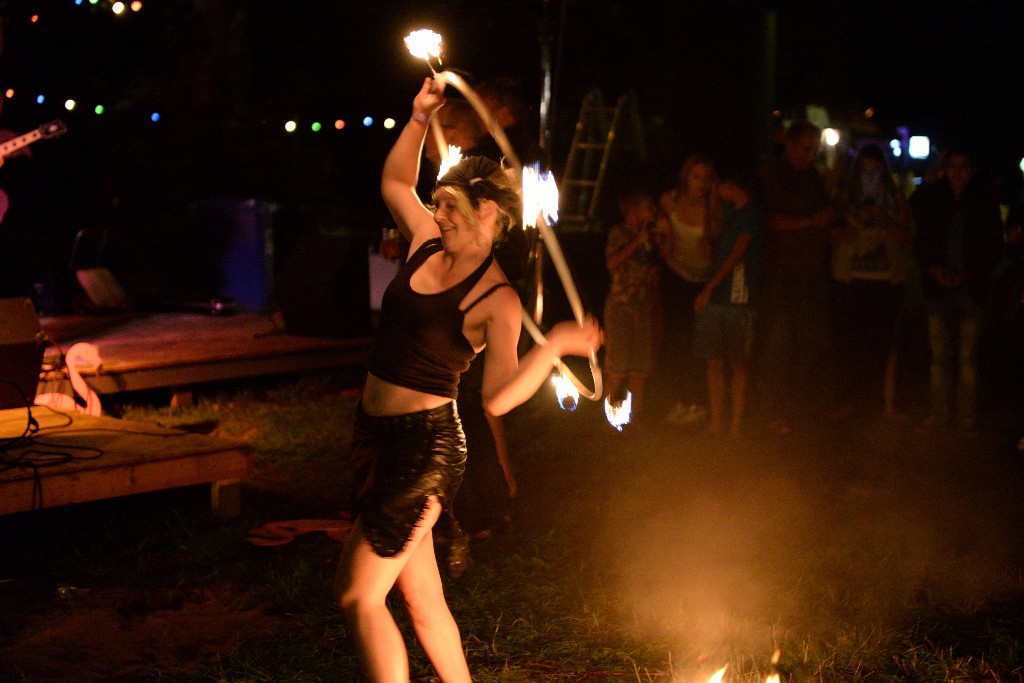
[
  {"x1": 756, "y1": 120, "x2": 835, "y2": 432},
  {"x1": 911, "y1": 148, "x2": 1004, "y2": 431}
]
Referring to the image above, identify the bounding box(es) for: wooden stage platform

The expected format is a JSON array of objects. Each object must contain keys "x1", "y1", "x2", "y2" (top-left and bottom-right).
[
  {"x1": 39, "y1": 312, "x2": 373, "y2": 401},
  {"x1": 0, "y1": 407, "x2": 254, "y2": 517}
]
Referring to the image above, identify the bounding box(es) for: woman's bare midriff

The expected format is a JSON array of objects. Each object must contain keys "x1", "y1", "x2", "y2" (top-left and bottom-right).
[{"x1": 360, "y1": 373, "x2": 453, "y2": 416}]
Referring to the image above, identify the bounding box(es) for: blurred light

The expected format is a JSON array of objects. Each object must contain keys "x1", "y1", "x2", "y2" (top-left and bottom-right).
[
  {"x1": 30, "y1": 14, "x2": 39, "y2": 23},
  {"x1": 865, "y1": 107, "x2": 875, "y2": 118},
  {"x1": 383, "y1": 118, "x2": 396, "y2": 129},
  {"x1": 112, "y1": 2, "x2": 125, "y2": 14},
  {"x1": 75, "y1": 0, "x2": 84, "y2": 5},
  {"x1": 64, "y1": 99, "x2": 76, "y2": 111},
  {"x1": 89, "y1": 0, "x2": 99, "y2": 5},
  {"x1": 362, "y1": 116, "x2": 373, "y2": 127},
  {"x1": 94, "y1": 104, "x2": 104, "y2": 115},
  {"x1": 909, "y1": 135, "x2": 930, "y2": 159},
  {"x1": 822, "y1": 128, "x2": 840, "y2": 146},
  {"x1": 131, "y1": 1, "x2": 143, "y2": 10},
  {"x1": 4, "y1": 89, "x2": 13, "y2": 99},
  {"x1": 284, "y1": 120, "x2": 297, "y2": 133},
  {"x1": 311, "y1": 121, "x2": 322, "y2": 132},
  {"x1": 36, "y1": 94, "x2": 45, "y2": 104},
  {"x1": 890, "y1": 139, "x2": 902, "y2": 158},
  {"x1": 1019, "y1": 157, "x2": 1024, "y2": 174},
  {"x1": 150, "y1": 112, "x2": 161, "y2": 122},
  {"x1": 334, "y1": 119, "x2": 345, "y2": 130}
]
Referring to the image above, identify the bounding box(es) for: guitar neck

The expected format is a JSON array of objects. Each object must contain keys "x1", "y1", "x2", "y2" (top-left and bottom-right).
[{"x1": 0, "y1": 130, "x2": 43, "y2": 158}]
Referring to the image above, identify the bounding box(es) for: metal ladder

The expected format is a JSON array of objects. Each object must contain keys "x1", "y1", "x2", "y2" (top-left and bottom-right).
[{"x1": 558, "y1": 89, "x2": 646, "y2": 231}]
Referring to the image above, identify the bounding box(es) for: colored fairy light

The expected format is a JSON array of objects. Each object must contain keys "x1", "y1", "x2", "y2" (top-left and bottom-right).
[
  {"x1": 36, "y1": 95, "x2": 45, "y2": 104},
  {"x1": 4, "y1": 89, "x2": 13, "y2": 98},
  {"x1": 334, "y1": 119, "x2": 345, "y2": 130},
  {"x1": 284, "y1": 120, "x2": 297, "y2": 133},
  {"x1": 362, "y1": 116, "x2": 373, "y2": 127},
  {"x1": 89, "y1": 0, "x2": 99, "y2": 5},
  {"x1": 64, "y1": 99, "x2": 76, "y2": 111},
  {"x1": 94, "y1": 105, "x2": 104, "y2": 115},
  {"x1": 150, "y1": 112, "x2": 160, "y2": 122},
  {"x1": 822, "y1": 128, "x2": 840, "y2": 146},
  {"x1": 131, "y1": 1, "x2": 142, "y2": 10},
  {"x1": 311, "y1": 121, "x2": 322, "y2": 132},
  {"x1": 383, "y1": 118, "x2": 396, "y2": 129},
  {"x1": 31, "y1": 14, "x2": 39, "y2": 22},
  {"x1": 890, "y1": 139, "x2": 902, "y2": 158},
  {"x1": 112, "y1": 2, "x2": 125, "y2": 14}
]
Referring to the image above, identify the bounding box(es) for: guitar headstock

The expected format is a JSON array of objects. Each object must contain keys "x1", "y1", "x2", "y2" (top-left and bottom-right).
[{"x1": 37, "y1": 119, "x2": 68, "y2": 139}]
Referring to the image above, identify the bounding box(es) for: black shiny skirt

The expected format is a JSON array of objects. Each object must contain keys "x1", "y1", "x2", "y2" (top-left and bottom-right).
[{"x1": 350, "y1": 401, "x2": 467, "y2": 557}]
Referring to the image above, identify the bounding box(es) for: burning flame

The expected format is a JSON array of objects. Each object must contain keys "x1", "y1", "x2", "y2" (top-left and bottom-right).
[
  {"x1": 604, "y1": 392, "x2": 632, "y2": 431},
  {"x1": 522, "y1": 163, "x2": 559, "y2": 230},
  {"x1": 707, "y1": 665, "x2": 727, "y2": 683},
  {"x1": 552, "y1": 371, "x2": 578, "y2": 411},
  {"x1": 438, "y1": 145, "x2": 463, "y2": 179},
  {"x1": 404, "y1": 29, "x2": 443, "y2": 67}
]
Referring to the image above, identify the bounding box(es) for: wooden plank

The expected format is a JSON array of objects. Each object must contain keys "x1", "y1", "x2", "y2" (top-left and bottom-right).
[
  {"x1": 0, "y1": 409, "x2": 253, "y2": 516},
  {"x1": 38, "y1": 312, "x2": 372, "y2": 396}
]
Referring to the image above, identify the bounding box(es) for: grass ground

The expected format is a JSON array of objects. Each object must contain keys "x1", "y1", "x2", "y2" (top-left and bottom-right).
[{"x1": 1, "y1": 370, "x2": 1023, "y2": 682}]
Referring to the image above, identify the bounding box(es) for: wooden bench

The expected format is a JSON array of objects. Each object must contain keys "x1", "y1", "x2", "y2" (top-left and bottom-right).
[{"x1": 0, "y1": 408, "x2": 253, "y2": 518}]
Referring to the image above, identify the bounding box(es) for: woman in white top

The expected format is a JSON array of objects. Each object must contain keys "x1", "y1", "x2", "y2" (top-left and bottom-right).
[{"x1": 653, "y1": 153, "x2": 723, "y2": 423}]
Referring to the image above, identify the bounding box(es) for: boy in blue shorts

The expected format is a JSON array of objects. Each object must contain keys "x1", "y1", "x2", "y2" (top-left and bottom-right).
[{"x1": 693, "y1": 165, "x2": 764, "y2": 437}]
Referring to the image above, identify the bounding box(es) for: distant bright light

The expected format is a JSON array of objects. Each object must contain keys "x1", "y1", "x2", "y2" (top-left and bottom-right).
[
  {"x1": 4, "y1": 89, "x2": 13, "y2": 98},
  {"x1": 311, "y1": 121, "x2": 322, "y2": 132},
  {"x1": 131, "y1": 1, "x2": 142, "y2": 10},
  {"x1": 362, "y1": 116, "x2": 374, "y2": 127},
  {"x1": 822, "y1": 128, "x2": 840, "y2": 146},
  {"x1": 30, "y1": 14, "x2": 39, "y2": 22},
  {"x1": 150, "y1": 112, "x2": 161, "y2": 122},
  {"x1": 1019, "y1": 157, "x2": 1024, "y2": 174},
  {"x1": 89, "y1": 0, "x2": 99, "y2": 5},
  {"x1": 75, "y1": 0, "x2": 84, "y2": 5},
  {"x1": 865, "y1": 107, "x2": 875, "y2": 119},
  {"x1": 64, "y1": 99, "x2": 76, "y2": 111},
  {"x1": 284, "y1": 120, "x2": 297, "y2": 133},
  {"x1": 94, "y1": 104, "x2": 104, "y2": 115},
  {"x1": 383, "y1": 118, "x2": 396, "y2": 129},
  {"x1": 890, "y1": 139, "x2": 902, "y2": 158},
  {"x1": 909, "y1": 135, "x2": 930, "y2": 159},
  {"x1": 112, "y1": 2, "x2": 125, "y2": 14},
  {"x1": 334, "y1": 119, "x2": 345, "y2": 130},
  {"x1": 36, "y1": 95, "x2": 45, "y2": 104}
]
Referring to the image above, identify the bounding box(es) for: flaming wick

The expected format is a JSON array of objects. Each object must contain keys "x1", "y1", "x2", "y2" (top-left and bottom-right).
[
  {"x1": 404, "y1": 29, "x2": 443, "y2": 75},
  {"x1": 552, "y1": 371, "x2": 579, "y2": 411},
  {"x1": 603, "y1": 392, "x2": 632, "y2": 431}
]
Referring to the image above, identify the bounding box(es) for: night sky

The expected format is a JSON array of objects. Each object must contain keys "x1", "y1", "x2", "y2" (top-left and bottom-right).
[{"x1": 1, "y1": 0, "x2": 1022, "y2": 305}]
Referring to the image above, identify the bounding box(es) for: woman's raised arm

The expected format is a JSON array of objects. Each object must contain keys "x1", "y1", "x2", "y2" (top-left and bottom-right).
[{"x1": 380, "y1": 78, "x2": 446, "y2": 242}]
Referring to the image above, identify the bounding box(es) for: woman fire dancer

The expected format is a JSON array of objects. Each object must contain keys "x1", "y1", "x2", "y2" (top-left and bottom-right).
[{"x1": 334, "y1": 77, "x2": 602, "y2": 682}]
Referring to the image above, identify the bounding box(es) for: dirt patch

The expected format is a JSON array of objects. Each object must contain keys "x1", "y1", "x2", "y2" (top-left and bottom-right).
[{"x1": 0, "y1": 586, "x2": 283, "y2": 682}]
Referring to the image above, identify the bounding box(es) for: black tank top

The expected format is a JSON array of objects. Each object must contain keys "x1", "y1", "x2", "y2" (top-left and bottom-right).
[{"x1": 366, "y1": 238, "x2": 509, "y2": 399}]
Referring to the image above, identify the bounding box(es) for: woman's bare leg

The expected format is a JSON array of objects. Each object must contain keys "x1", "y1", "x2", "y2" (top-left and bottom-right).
[
  {"x1": 395, "y1": 506, "x2": 472, "y2": 682},
  {"x1": 335, "y1": 499, "x2": 446, "y2": 682}
]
